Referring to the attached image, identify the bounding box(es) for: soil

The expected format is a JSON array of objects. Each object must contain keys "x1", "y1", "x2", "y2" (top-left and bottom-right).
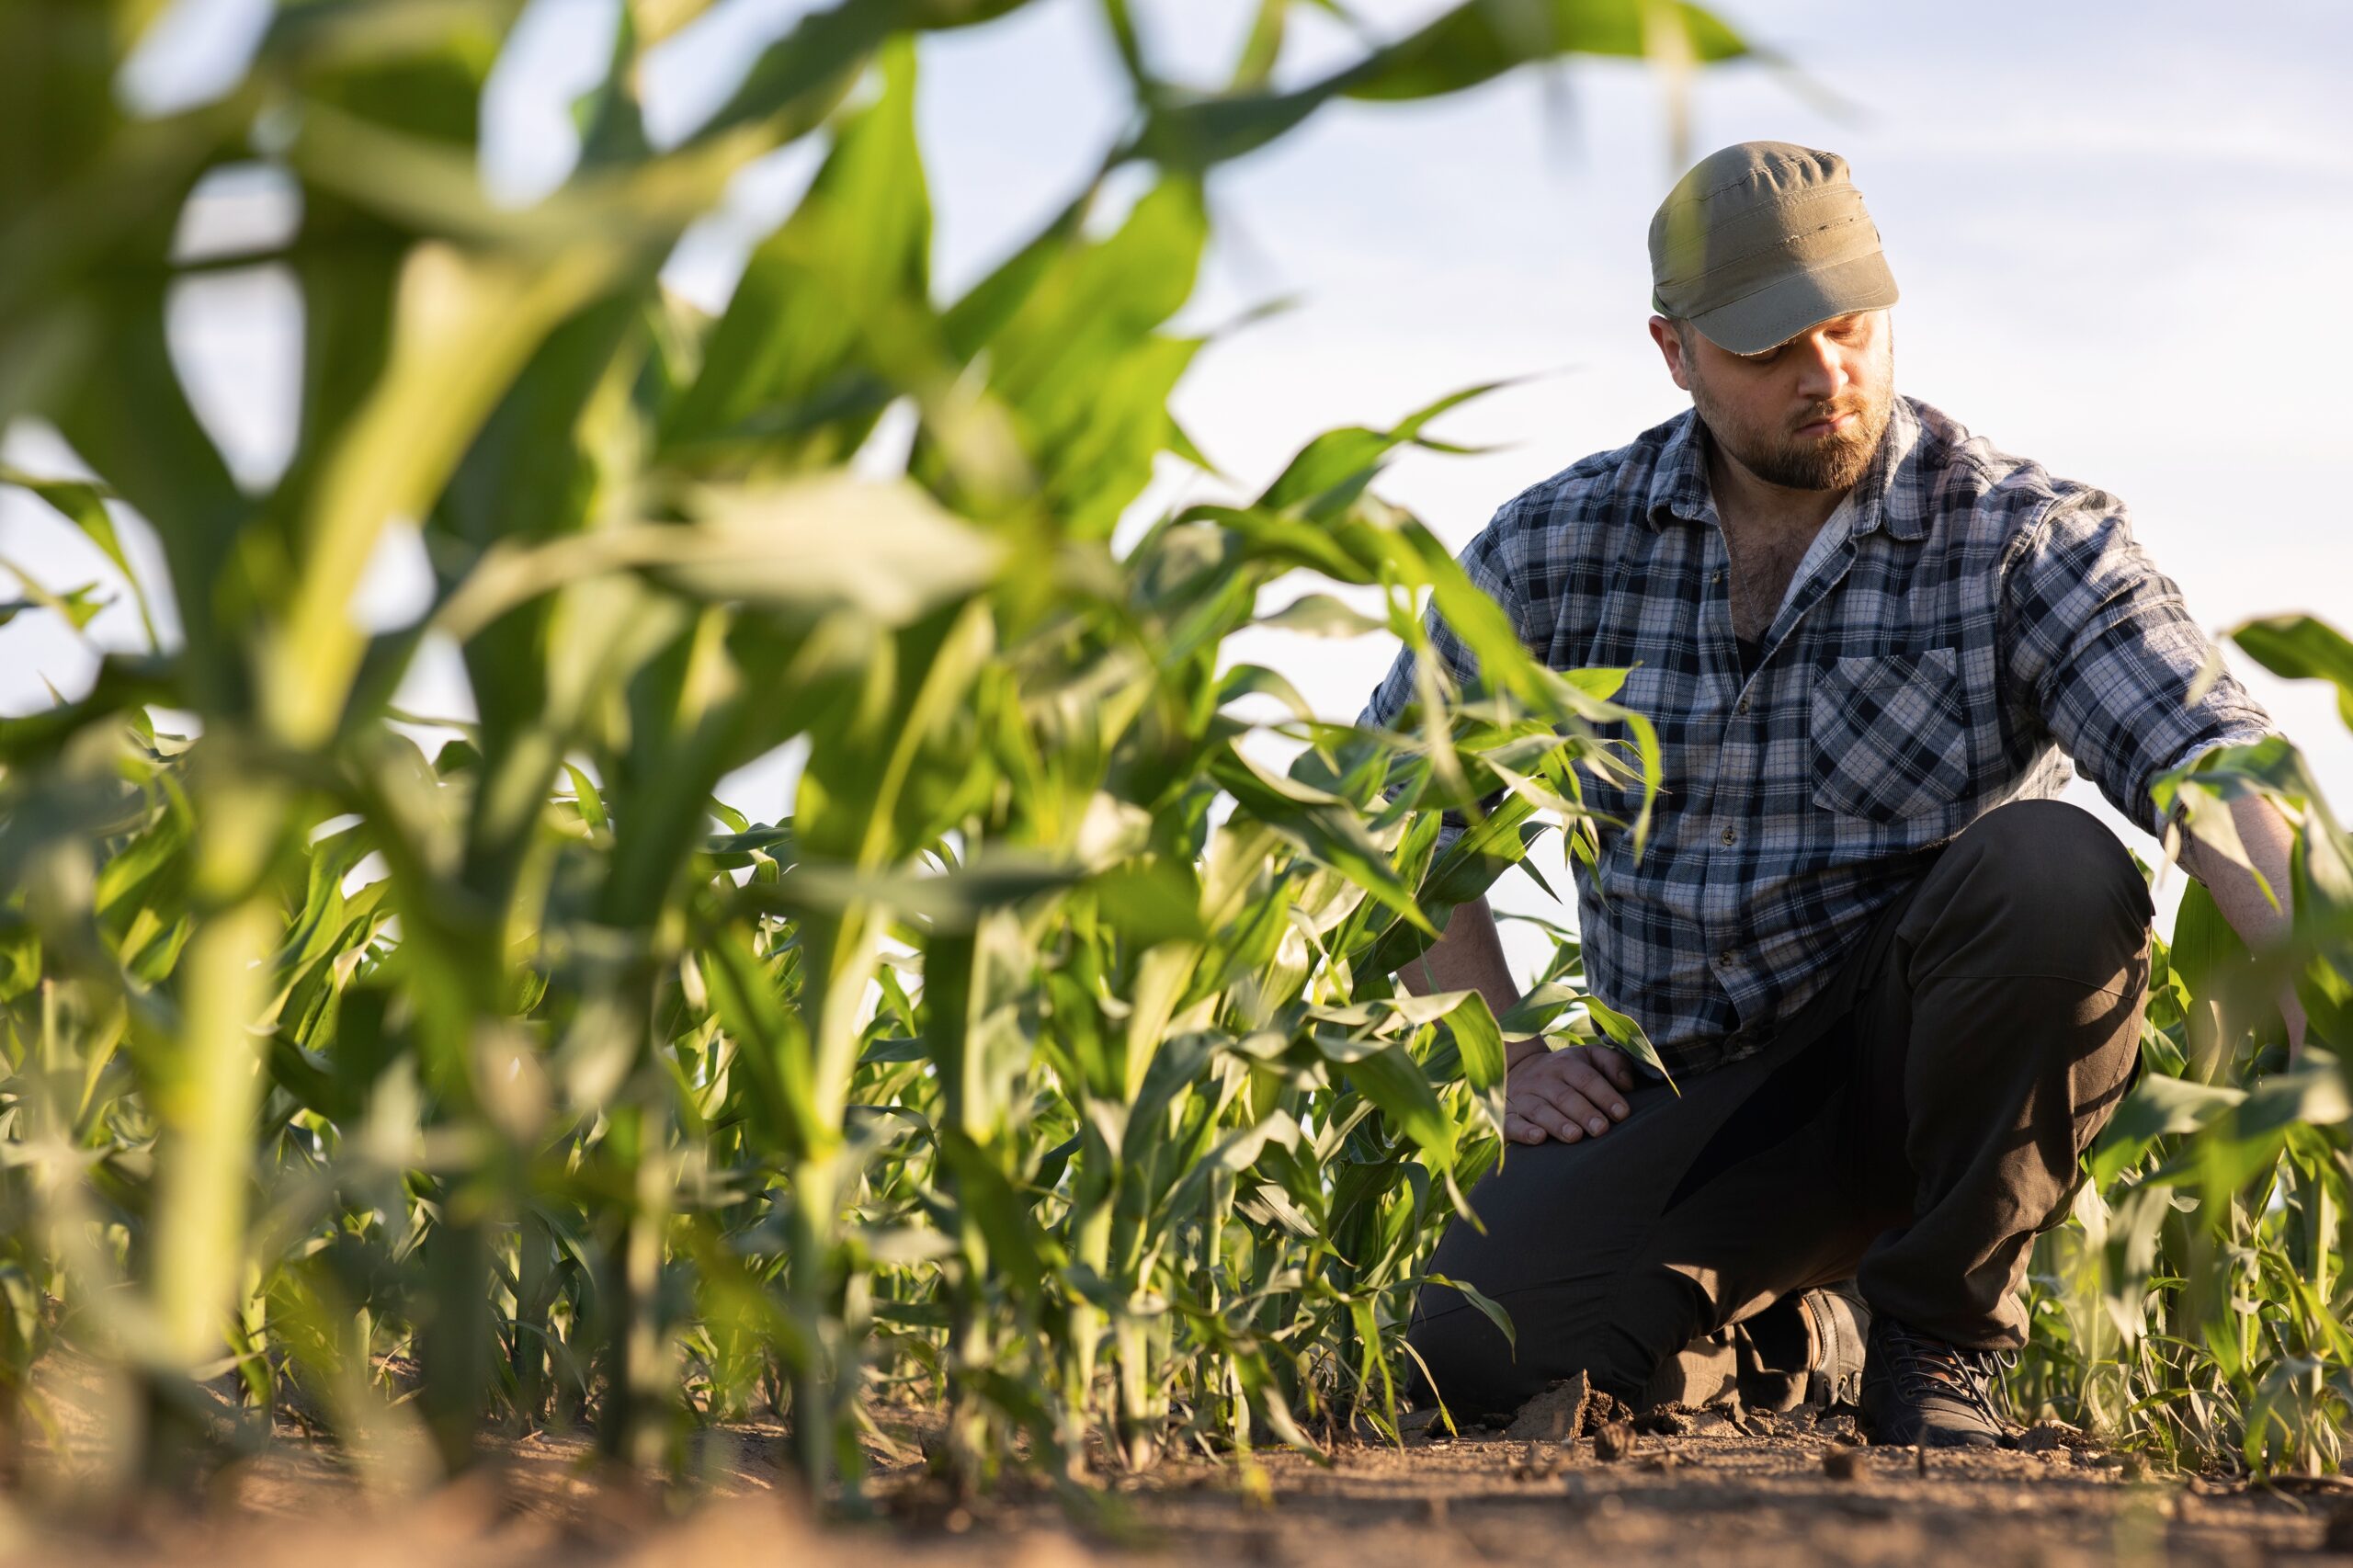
[{"x1": 6, "y1": 1399, "x2": 2352, "y2": 1568}]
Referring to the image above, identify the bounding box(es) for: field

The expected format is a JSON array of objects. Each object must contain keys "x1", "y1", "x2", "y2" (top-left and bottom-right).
[
  {"x1": 3, "y1": 1, "x2": 2352, "y2": 1562},
  {"x1": 8, "y1": 1400, "x2": 2353, "y2": 1567}
]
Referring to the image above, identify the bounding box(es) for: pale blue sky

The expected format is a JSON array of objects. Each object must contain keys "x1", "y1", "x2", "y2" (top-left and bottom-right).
[{"x1": 8, "y1": 0, "x2": 2352, "y2": 976}]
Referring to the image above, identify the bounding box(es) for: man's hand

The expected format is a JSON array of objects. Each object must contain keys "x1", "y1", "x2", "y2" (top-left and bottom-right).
[
  {"x1": 1504, "y1": 1044, "x2": 1637, "y2": 1145},
  {"x1": 1394, "y1": 894, "x2": 1643, "y2": 1140}
]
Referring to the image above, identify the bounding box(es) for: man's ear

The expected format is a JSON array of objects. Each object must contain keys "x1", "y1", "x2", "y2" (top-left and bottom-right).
[{"x1": 1648, "y1": 314, "x2": 1692, "y2": 393}]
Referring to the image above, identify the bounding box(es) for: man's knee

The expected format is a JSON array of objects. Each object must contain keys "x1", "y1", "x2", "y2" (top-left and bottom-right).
[
  {"x1": 1406, "y1": 1268, "x2": 1701, "y2": 1416},
  {"x1": 1915, "y1": 800, "x2": 2154, "y2": 985},
  {"x1": 1406, "y1": 1283, "x2": 1532, "y2": 1416}
]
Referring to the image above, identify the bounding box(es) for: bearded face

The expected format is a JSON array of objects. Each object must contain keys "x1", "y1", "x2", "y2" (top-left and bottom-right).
[{"x1": 1677, "y1": 312, "x2": 1895, "y2": 492}]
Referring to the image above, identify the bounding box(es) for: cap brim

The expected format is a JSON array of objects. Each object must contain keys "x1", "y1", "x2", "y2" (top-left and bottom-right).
[{"x1": 1688, "y1": 250, "x2": 1899, "y2": 357}]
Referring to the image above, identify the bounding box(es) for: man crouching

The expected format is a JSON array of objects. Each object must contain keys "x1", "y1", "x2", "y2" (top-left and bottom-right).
[{"x1": 1361, "y1": 142, "x2": 2302, "y2": 1449}]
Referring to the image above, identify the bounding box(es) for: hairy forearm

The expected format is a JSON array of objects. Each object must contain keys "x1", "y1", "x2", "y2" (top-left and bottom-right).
[
  {"x1": 1396, "y1": 894, "x2": 1529, "y2": 1058},
  {"x1": 2180, "y1": 790, "x2": 2309, "y2": 1060}
]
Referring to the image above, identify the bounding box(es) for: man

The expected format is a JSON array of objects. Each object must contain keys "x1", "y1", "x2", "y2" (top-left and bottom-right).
[{"x1": 1360, "y1": 142, "x2": 2303, "y2": 1449}]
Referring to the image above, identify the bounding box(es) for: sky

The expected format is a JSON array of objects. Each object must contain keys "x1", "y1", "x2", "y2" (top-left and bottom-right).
[{"x1": 6, "y1": 0, "x2": 2353, "y2": 983}]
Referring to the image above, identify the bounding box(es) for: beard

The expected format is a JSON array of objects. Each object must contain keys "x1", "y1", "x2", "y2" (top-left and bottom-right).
[{"x1": 1688, "y1": 368, "x2": 1893, "y2": 493}]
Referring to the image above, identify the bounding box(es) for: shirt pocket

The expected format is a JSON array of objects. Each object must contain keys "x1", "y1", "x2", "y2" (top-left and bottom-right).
[{"x1": 1809, "y1": 648, "x2": 1972, "y2": 822}]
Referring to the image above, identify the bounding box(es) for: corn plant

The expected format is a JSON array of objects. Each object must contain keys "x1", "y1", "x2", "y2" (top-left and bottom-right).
[
  {"x1": 12, "y1": 0, "x2": 2344, "y2": 1505},
  {"x1": 0, "y1": 0, "x2": 1736, "y2": 1503},
  {"x1": 2014, "y1": 615, "x2": 2353, "y2": 1475}
]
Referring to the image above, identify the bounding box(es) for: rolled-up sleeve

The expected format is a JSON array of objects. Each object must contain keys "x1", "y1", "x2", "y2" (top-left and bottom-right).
[{"x1": 2001, "y1": 494, "x2": 2275, "y2": 838}]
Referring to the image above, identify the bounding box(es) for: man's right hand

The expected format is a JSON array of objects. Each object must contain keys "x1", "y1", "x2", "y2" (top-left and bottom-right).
[{"x1": 1504, "y1": 1045, "x2": 1638, "y2": 1145}]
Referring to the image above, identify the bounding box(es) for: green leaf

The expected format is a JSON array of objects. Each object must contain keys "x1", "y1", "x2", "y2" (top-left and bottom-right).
[
  {"x1": 1257, "y1": 591, "x2": 1387, "y2": 638},
  {"x1": 0, "y1": 573, "x2": 108, "y2": 631},
  {"x1": 753, "y1": 853, "x2": 1081, "y2": 929},
  {"x1": 265, "y1": 240, "x2": 655, "y2": 746},
  {"x1": 1339, "y1": 1040, "x2": 1455, "y2": 1164},
  {"x1": 1580, "y1": 994, "x2": 1672, "y2": 1088},
  {"x1": 1444, "y1": 989, "x2": 1506, "y2": 1092},
  {"x1": 1219, "y1": 663, "x2": 1319, "y2": 726},
  {"x1": 0, "y1": 467, "x2": 157, "y2": 646},
  {"x1": 664, "y1": 40, "x2": 929, "y2": 459},
  {"x1": 1211, "y1": 744, "x2": 1435, "y2": 937},
  {"x1": 2228, "y1": 1055, "x2": 2351, "y2": 1142},
  {"x1": 2089, "y1": 1072, "x2": 2245, "y2": 1186},
  {"x1": 1089, "y1": 855, "x2": 1208, "y2": 946},
  {"x1": 934, "y1": 1127, "x2": 1048, "y2": 1279},
  {"x1": 1256, "y1": 381, "x2": 1506, "y2": 518},
  {"x1": 941, "y1": 177, "x2": 1210, "y2": 538},
  {"x1": 1345, "y1": 0, "x2": 1748, "y2": 102},
  {"x1": 1131, "y1": 0, "x2": 1750, "y2": 168},
  {"x1": 435, "y1": 475, "x2": 1003, "y2": 640},
  {"x1": 688, "y1": 0, "x2": 1038, "y2": 151},
  {"x1": 1426, "y1": 1272, "x2": 1516, "y2": 1352},
  {"x1": 2229, "y1": 614, "x2": 2353, "y2": 732}
]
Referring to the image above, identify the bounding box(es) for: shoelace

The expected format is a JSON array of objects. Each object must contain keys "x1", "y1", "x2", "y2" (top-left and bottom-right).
[{"x1": 1880, "y1": 1322, "x2": 2013, "y2": 1427}]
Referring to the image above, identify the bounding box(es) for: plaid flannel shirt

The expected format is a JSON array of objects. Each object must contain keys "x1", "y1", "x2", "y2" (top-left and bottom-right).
[{"x1": 1360, "y1": 395, "x2": 2275, "y2": 1082}]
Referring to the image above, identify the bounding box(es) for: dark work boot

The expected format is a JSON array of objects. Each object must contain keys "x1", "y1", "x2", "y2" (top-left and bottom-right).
[
  {"x1": 1795, "y1": 1279, "x2": 1870, "y2": 1410},
  {"x1": 1640, "y1": 1282, "x2": 1871, "y2": 1413},
  {"x1": 1859, "y1": 1315, "x2": 2012, "y2": 1449},
  {"x1": 1733, "y1": 1279, "x2": 1870, "y2": 1413}
]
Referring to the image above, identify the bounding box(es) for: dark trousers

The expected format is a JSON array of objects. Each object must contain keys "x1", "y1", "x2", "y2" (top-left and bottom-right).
[{"x1": 1409, "y1": 800, "x2": 2153, "y2": 1416}]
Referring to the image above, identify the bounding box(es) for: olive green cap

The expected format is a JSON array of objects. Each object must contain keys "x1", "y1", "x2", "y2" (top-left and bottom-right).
[{"x1": 1648, "y1": 142, "x2": 1898, "y2": 355}]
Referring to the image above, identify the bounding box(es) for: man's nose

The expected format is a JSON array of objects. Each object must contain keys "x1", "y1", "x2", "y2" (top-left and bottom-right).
[{"x1": 1791, "y1": 332, "x2": 1848, "y2": 400}]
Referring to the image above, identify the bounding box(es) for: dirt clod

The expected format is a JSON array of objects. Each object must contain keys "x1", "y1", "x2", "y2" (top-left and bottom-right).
[
  {"x1": 1821, "y1": 1449, "x2": 1863, "y2": 1482},
  {"x1": 1594, "y1": 1421, "x2": 1636, "y2": 1463},
  {"x1": 2016, "y1": 1419, "x2": 2086, "y2": 1454},
  {"x1": 1631, "y1": 1406, "x2": 1689, "y2": 1437},
  {"x1": 1504, "y1": 1372, "x2": 1590, "y2": 1445}
]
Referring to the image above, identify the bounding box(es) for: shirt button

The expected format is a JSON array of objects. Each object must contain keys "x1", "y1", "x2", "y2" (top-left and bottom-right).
[
  {"x1": 1735, "y1": 696, "x2": 1750, "y2": 714},
  {"x1": 1720, "y1": 949, "x2": 1739, "y2": 965},
  {"x1": 1720, "y1": 826, "x2": 1737, "y2": 846},
  {"x1": 1710, "y1": 571, "x2": 1722, "y2": 585}
]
